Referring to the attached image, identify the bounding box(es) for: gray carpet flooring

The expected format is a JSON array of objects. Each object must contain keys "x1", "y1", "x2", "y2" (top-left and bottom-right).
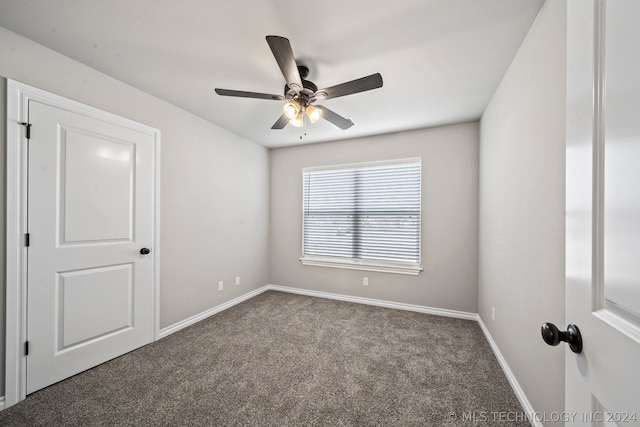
[{"x1": 0, "y1": 290, "x2": 529, "y2": 426}]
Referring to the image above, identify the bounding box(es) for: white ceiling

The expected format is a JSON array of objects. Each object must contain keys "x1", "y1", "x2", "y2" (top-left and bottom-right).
[{"x1": 0, "y1": 0, "x2": 544, "y2": 148}]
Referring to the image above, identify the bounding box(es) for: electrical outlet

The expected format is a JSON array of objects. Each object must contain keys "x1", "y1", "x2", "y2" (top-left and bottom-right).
[
  {"x1": 235, "y1": 276, "x2": 240, "y2": 286},
  {"x1": 218, "y1": 281, "x2": 224, "y2": 291},
  {"x1": 363, "y1": 277, "x2": 369, "y2": 286},
  {"x1": 492, "y1": 307, "x2": 495, "y2": 322}
]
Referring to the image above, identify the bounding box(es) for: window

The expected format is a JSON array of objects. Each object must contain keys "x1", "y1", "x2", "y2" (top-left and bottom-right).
[{"x1": 301, "y1": 158, "x2": 422, "y2": 275}]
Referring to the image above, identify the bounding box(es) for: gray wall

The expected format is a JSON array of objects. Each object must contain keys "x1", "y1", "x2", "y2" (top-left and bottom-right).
[
  {"x1": 270, "y1": 123, "x2": 479, "y2": 312},
  {"x1": 478, "y1": 0, "x2": 566, "y2": 422},
  {"x1": 0, "y1": 26, "x2": 270, "y2": 395}
]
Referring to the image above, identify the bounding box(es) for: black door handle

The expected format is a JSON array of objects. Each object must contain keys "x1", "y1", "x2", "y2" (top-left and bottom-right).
[
  {"x1": 140, "y1": 248, "x2": 151, "y2": 255},
  {"x1": 541, "y1": 323, "x2": 582, "y2": 354}
]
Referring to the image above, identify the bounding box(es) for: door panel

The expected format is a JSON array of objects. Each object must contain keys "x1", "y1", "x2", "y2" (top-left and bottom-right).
[
  {"x1": 602, "y1": 0, "x2": 640, "y2": 325},
  {"x1": 27, "y1": 100, "x2": 155, "y2": 394},
  {"x1": 58, "y1": 264, "x2": 134, "y2": 350},
  {"x1": 60, "y1": 128, "x2": 135, "y2": 243},
  {"x1": 566, "y1": 0, "x2": 640, "y2": 424}
]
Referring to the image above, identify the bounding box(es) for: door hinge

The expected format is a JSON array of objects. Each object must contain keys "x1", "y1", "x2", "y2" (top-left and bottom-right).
[
  {"x1": 20, "y1": 122, "x2": 32, "y2": 139},
  {"x1": 25, "y1": 341, "x2": 29, "y2": 356},
  {"x1": 25, "y1": 233, "x2": 30, "y2": 247}
]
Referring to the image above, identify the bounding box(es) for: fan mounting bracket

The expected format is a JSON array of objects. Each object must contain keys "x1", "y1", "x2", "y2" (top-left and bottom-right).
[{"x1": 297, "y1": 65, "x2": 310, "y2": 79}]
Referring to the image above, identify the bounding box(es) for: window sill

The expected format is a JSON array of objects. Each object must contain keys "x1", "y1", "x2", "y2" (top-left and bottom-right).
[{"x1": 300, "y1": 256, "x2": 423, "y2": 276}]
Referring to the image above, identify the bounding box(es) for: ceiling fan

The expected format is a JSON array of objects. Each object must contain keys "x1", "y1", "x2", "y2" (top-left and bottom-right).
[{"x1": 215, "y1": 35, "x2": 383, "y2": 131}]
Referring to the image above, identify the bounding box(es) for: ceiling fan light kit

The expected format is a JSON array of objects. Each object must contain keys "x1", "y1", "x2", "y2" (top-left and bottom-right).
[
  {"x1": 215, "y1": 35, "x2": 383, "y2": 133},
  {"x1": 283, "y1": 102, "x2": 322, "y2": 126}
]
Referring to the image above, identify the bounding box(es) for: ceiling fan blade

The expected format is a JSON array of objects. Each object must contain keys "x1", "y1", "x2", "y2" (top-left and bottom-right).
[
  {"x1": 215, "y1": 88, "x2": 284, "y2": 100},
  {"x1": 315, "y1": 73, "x2": 383, "y2": 100},
  {"x1": 271, "y1": 114, "x2": 289, "y2": 130},
  {"x1": 266, "y1": 35, "x2": 303, "y2": 92},
  {"x1": 317, "y1": 106, "x2": 354, "y2": 130}
]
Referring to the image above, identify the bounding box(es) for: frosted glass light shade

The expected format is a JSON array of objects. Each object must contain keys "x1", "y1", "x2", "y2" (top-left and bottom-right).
[
  {"x1": 283, "y1": 102, "x2": 300, "y2": 120},
  {"x1": 306, "y1": 105, "x2": 322, "y2": 123},
  {"x1": 290, "y1": 111, "x2": 304, "y2": 127}
]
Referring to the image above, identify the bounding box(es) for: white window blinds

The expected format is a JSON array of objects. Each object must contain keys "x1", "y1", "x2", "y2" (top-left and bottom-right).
[{"x1": 302, "y1": 159, "x2": 421, "y2": 270}]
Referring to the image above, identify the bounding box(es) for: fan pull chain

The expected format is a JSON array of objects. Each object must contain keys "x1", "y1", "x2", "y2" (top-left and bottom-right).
[{"x1": 300, "y1": 113, "x2": 307, "y2": 140}]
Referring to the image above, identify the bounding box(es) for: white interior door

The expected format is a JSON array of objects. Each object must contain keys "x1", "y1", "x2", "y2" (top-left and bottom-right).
[
  {"x1": 26, "y1": 99, "x2": 156, "y2": 394},
  {"x1": 565, "y1": 0, "x2": 640, "y2": 424}
]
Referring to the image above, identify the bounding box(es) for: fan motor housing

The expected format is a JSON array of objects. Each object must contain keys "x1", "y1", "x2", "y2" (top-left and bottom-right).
[
  {"x1": 284, "y1": 78, "x2": 317, "y2": 100},
  {"x1": 283, "y1": 64, "x2": 317, "y2": 100}
]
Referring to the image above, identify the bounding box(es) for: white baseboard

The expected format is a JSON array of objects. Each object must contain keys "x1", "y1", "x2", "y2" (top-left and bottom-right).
[
  {"x1": 477, "y1": 317, "x2": 540, "y2": 427},
  {"x1": 266, "y1": 284, "x2": 478, "y2": 321},
  {"x1": 0, "y1": 396, "x2": 4, "y2": 411},
  {"x1": 158, "y1": 285, "x2": 270, "y2": 338},
  {"x1": 159, "y1": 283, "x2": 477, "y2": 340}
]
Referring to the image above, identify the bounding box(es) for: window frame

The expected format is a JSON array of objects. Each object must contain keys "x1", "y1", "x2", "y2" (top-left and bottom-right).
[{"x1": 300, "y1": 158, "x2": 423, "y2": 276}]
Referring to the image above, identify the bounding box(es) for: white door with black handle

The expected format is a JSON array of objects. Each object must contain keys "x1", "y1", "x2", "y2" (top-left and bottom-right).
[
  {"x1": 550, "y1": 0, "x2": 640, "y2": 425},
  {"x1": 26, "y1": 98, "x2": 156, "y2": 394}
]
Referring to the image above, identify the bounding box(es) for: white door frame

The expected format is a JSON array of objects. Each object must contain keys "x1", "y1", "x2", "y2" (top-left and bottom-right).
[{"x1": 4, "y1": 80, "x2": 161, "y2": 408}]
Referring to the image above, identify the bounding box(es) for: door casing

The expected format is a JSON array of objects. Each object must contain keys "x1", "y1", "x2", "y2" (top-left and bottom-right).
[{"x1": 4, "y1": 80, "x2": 161, "y2": 408}]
